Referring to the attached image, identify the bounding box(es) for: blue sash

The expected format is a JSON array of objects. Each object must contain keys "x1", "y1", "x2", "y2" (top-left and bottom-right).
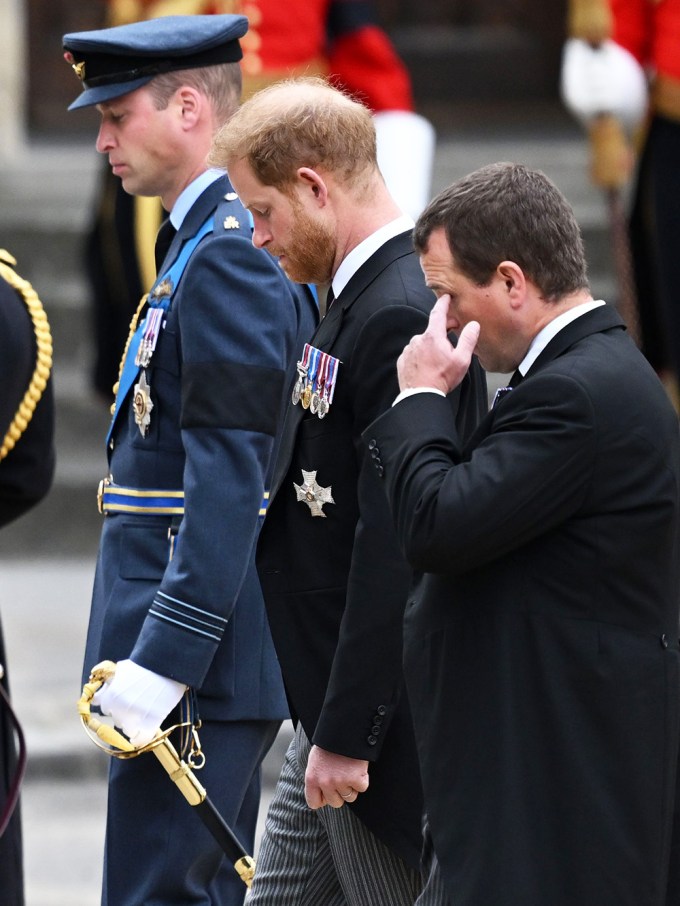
[{"x1": 107, "y1": 217, "x2": 214, "y2": 443}]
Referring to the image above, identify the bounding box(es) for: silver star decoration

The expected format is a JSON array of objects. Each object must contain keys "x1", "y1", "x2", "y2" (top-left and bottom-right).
[
  {"x1": 294, "y1": 469, "x2": 335, "y2": 517},
  {"x1": 132, "y1": 371, "x2": 153, "y2": 438}
]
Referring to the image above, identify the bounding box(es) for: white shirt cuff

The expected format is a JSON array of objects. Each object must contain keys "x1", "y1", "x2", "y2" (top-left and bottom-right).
[{"x1": 393, "y1": 387, "x2": 447, "y2": 406}]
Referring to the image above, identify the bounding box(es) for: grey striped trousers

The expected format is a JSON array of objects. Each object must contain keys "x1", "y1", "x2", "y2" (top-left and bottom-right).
[{"x1": 245, "y1": 723, "x2": 427, "y2": 905}]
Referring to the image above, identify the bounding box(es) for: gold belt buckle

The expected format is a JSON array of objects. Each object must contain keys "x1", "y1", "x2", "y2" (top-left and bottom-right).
[{"x1": 97, "y1": 476, "x2": 111, "y2": 514}]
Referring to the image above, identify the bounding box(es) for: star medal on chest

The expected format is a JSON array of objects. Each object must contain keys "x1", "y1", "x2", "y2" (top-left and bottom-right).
[
  {"x1": 294, "y1": 469, "x2": 335, "y2": 517},
  {"x1": 292, "y1": 343, "x2": 340, "y2": 419},
  {"x1": 133, "y1": 371, "x2": 154, "y2": 437}
]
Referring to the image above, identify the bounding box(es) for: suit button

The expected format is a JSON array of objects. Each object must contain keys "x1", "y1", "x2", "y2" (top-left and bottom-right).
[
  {"x1": 371, "y1": 725, "x2": 381, "y2": 735},
  {"x1": 376, "y1": 705, "x2": 387, "y2": 716},
  {"x1": 367, "y1": 735, "x2": 378, "y2": 746},
  {"x1": 371, "y1": 448, "x2": 380, "y2": 459},
  {"x1": 368, "y1": 439, "x2": 377, "y2": 450},
  {"x1": 660, "y1": 634, "x2": 669, "y2": 649},
  {"x1": 372, "y1": 714, "x2": 383, "y2": 725},
  {"x1": 377, "y1": 465, "x2": 384, "y2": 477}
]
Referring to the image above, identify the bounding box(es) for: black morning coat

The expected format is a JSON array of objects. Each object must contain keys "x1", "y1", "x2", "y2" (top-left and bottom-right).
[
  {"x1": 257, "y1": 230, "x2": 488, "y2": 869},
  {"x1": 366, "y1": 304, "x2": 680, "y2": 906}
]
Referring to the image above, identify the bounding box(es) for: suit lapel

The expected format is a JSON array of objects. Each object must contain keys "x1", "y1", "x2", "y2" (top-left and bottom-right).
[
  {"x1": 525, "y1": 304, "x2": 626, "y2": 378},
  {"x1": 467, "y1": 305, "x2": 627, "y2": 450},
  {"x1": 311, "y1": 231, "x2": 415, "y2": 350},
  {"x1": 157, "y1": 176, "x2": 229, "y2": 273}
]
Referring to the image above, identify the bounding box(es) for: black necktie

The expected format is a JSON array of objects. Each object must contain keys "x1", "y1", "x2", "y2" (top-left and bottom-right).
[
  {"x1": 508, "y1": 368, "x2": 523, "y2": 387},
  {"x1": 324, "y1": 286, "x2": 335, "y2": 316},
  {"x1": 154, "y1": 218, "x2": 176, "y2": 274}
]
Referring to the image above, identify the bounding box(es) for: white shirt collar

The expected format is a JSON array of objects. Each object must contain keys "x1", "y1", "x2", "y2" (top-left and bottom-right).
[
  {"x1": 518, "y1": 299, "x2": 606, "y2": 376},
  {"x1": 169, "y1": 169, "x2": 224, "y2": 229},
  {"x1": 331, "y1": 214, "x2": 414, "y2": 298}
]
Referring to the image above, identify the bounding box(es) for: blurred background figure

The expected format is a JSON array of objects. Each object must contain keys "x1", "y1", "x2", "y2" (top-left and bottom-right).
[
  {"x1": 87, "y1": 0, "x2": 435, "y2": 401},
  {"x1": 0, "y1": 250, "x2": 54, "y2": 906},
  {"x1": 561, "y1": 0, "x2": 680, "y2": 411}
]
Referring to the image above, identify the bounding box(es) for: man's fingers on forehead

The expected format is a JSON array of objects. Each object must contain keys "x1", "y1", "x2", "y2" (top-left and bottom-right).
[{"x1": 428, "y1": 294, "x2": 450, "y2": 329}]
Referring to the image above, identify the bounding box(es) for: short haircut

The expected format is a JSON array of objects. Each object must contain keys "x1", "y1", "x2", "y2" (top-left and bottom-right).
[
  {"x1": 210, "y1": 77, "x2": 377, "y2": 191},
  {"x1": 148, "y1": 62, "x2": 242, "y2": 124},
  {"x1": 414, "y1": 162, "x2": 590, "y2": 301}
]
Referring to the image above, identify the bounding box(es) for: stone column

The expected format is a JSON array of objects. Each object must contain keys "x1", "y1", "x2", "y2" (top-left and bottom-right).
[{"x1": 0, "y1": 0, "x2": 26, "y2": 160}]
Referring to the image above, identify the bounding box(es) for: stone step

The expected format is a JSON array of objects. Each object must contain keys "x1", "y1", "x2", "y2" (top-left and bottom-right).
[{"x1": 396, "y1": 26, "x2": 560, "y2": 115}]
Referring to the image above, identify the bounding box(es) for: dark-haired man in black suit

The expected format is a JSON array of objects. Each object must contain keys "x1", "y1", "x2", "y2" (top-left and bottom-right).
[
  {"x1": 210, "y1": 78, "x2": 487, "y2": 904},
  {"x1": 366, "y1": 161, "x2": 680, "y2": 906}
]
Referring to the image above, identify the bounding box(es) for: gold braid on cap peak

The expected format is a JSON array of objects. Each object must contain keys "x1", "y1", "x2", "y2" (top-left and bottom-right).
[{"x1": 0, "y1": 251, "x2": 53, "y2": 461}]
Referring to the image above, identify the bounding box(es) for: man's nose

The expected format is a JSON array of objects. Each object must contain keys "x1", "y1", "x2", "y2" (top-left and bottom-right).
[
  {"x1": 251, "y1": 221, "x2": 271, "y2": 250},
  {"x1": 95, "y1": 123, "x2": 114, "y2": 153}
]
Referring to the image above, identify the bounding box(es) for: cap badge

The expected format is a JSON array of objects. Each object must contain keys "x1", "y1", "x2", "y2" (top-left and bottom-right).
[
  {"x1": 64, "y1": 52, "x2": 85, "y2": 81},
  {"x1": 294, "y1": 469, "x2": 335, "y2": 518}
]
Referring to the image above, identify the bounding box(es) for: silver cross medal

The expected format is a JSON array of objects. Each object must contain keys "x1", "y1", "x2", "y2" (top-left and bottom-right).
[{"x1": 294, "y1": 469, "x2": 335, "y2": 517}]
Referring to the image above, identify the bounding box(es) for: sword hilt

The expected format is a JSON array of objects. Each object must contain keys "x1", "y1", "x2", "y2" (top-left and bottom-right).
[{"x1": 77, "y1": 660, "x2": 256, "y2": 887}]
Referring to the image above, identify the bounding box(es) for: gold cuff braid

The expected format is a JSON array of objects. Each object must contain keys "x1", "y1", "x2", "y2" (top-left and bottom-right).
[{"x1": 0, "y1": 250, "x2": 53, "y2": 460}]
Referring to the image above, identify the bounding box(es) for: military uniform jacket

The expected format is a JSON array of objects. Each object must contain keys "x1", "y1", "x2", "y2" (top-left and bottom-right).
[
  {"x1": 366, "y1": 305, "x2": 680, "y2": 905},
  {"x1": 0, "y1": 274, "x2": 54, "y2": 528},
  {"x1": 257, "y1": 231, "x2": 487, "y2": 868},
  {"x1": 85, "y1": 175, "x2": 317, "y2": 721}
]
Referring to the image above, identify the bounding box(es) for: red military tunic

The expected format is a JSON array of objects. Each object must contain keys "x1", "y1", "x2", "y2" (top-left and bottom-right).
[{"x1": 107, "y1": 0, "x2": 414, "y2": 111}]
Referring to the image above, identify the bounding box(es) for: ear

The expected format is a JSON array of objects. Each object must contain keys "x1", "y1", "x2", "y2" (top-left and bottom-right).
[
  {"x1": 497, "y1": 261, "x2": 526, "y2": 308},
  {"x1": 176, "y1": 86, "x2": 202, "y2": 129},
  {"x1": 296, "y1": 167, "x2": 328, "y2": 207}
]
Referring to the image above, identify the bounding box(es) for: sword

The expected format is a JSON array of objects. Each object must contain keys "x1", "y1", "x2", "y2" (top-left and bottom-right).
[{"x1": 77, "y1": 660, "x2": 255, "y2": 888}]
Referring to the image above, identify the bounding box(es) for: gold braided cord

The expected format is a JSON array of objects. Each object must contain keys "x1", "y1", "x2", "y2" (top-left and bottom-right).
[
  {"x1": 0, "y1": 251, "x2": 53, "y2": 461},
  {"x1": 110, "y1": 292, "x2": 149, "y2": 414}
]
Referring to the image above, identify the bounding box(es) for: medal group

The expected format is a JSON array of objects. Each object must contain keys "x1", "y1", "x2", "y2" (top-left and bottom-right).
[
  {"x1": 132, "y1": 279, "x2": 173, "y2": 437},
  {"x1": 292, "y1": 342, "x2": 340, "y2": 418}
]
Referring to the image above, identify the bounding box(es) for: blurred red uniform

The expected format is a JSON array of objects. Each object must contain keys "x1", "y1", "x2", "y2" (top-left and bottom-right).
[{"x1": 610, "y1": 0, "x2": 680, "y2": 396}]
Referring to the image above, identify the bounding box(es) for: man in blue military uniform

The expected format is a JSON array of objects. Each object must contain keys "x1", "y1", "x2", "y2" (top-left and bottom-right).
[{"x1": 63, "y1": 15, "x2": 317, "y2": 905}]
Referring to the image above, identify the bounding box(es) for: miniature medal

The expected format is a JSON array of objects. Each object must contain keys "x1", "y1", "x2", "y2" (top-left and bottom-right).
[
  {"x1": 135, "y1": 306, "x2": 165, "y2": 368},
  {"x1": 294, "y1": 469, "x2": 335, "y2": 517},
  {"x1": 292, "y1": 343, "x2": 341, "y2": 418},
  {"x1": 292, "y1": 345, "x2": 311, "y2": 405},
  {"x1": 132, "y1": 371, "x2": 154, "y2": 437}
]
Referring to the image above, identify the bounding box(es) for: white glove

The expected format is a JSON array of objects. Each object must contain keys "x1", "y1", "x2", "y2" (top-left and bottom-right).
[
  {"x1": 93, "y1": 659, "x2": 187, "y2": 747},
  {"x1": 374, "y1": 110, "x2": 436, "y2": 220},
  {"x1": 560, "y1": 38, "x2": 648, "y2": 130}
]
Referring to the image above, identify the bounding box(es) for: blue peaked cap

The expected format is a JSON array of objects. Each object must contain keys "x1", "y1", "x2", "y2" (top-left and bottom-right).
[{"x1": 63, "y1": 14, "x2": 247, "y2": 111}]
